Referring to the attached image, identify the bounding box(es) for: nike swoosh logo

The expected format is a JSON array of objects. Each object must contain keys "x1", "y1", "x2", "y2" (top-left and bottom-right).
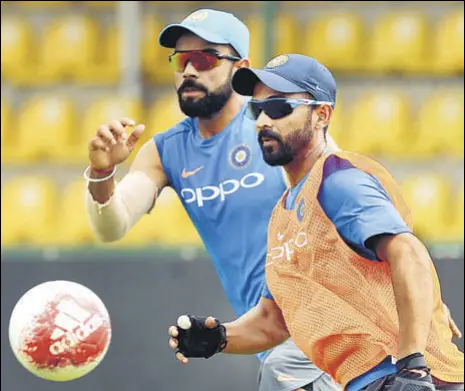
[
  {"x1": 402, "y1": 369, "x2": 429, "y2": 378},
  {"x1": 182, "y1": 165, "x2": 205, "y2": 179},
  {"x1": 277, "y1": 375, "x2": 304, "y2": 382}
]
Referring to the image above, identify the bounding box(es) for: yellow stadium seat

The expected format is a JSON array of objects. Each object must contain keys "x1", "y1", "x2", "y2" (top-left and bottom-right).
[
  {"x1": 303, "y1": 12, "x2": 364, "y2": 73},
  {"x1": 143, "y1": 187, "x2": 201, "y2": 247},
  {"x1": 76, "y1": 25, "x2": 119, "y2": 85},
  {"x1": 401, "y1": 175, "x2": 451, "y2": 242},
  {"x1": 72, "y1": 96, "x2": 143, "y2": 164},
  {"x1": 145, "y1": 1, "x2": 202, "y2": 9},
  {"x1": 367, "y1": 12, "x2": 428, "y2": 74},
  {"x1": 346, "y1": 91, "x2": 411, "y2": 157},
  {"x1": 199, "y1": 0, "x2": 262, "y2": 10},
  {"x1": 273, "y1": 14, "x2": 300, "y2": 57},
  {"x1": 1, "y1": 176, "x2": 57, "y2": 246},
  {"x1": 244, "y1": 16, "x2": 263, "y2": 67},
  {"x1": 15, "y1": 96, "x2": 76, "y2": 163},
  {"x1": 413, "y1": 90, "x2": 464, "y2": 158},
  {"x1": 1, "y1": 100, "x2": 14, "y2": 163},
  {"x1": 1, "y1": 101, "x2": 8, "y2": 144},
  {"x1": 432, "y1": 10, "x2": 464, "y2": 74},
  {"x1": 37, "y1": 16, "x2": 99, "y2": 84},
  {"x1": 17, "y1": 1, "x2": 70, "y2": 6},
  {"x1": 146, "y1": 93, "x2": 186, "y2": 137},
  {"x1": 84, "y1": 1, "x2": 115, "y2": 7},
  {"x1": 246, "y1": 14, "x2": 300, "y2": 68},
  {"x1": 55, "y1": 180, "x2": 98, "y2": 246},
  {"x1": 102, "y1": 187, "x2": 202, "y2": 249},
  {"x1": 141, "y1": 16, "x2": 174, "y2": 85},
  {"x1": 80, "y1": 96, "x2": 144, "y2": 134},
  {"x1": 1, "y1": 17, "x2": 35, "y2": 84},
  {"x1": 448, "y1": 183, "x2": 464, "y2": 241},
  {"x1": 59, "y1": 181, "x2": 198, "y2": 249}
]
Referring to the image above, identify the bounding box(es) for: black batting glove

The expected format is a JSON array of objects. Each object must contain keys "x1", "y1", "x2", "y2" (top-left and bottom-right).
[{"x1": 176, "y1": 315, "x2": 227, "y2": 359}]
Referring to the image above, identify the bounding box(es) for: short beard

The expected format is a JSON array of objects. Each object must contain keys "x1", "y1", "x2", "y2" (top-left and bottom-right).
[
  {"x1": 177, "y1": 75, "x2": 233, "y2": 119},
  {"x1": 258, "y1": 114, "x2": 314, "y2": 167}
]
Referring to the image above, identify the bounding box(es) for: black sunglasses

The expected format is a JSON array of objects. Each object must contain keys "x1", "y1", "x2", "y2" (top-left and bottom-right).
[{"x1": 247, "y1": 98, "x2": 334, "y2": 120}]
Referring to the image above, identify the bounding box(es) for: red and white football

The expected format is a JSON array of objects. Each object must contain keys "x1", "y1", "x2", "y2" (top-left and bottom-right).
[{"x1": 8, "y1": 280, "x2": 112, "y2": 381}]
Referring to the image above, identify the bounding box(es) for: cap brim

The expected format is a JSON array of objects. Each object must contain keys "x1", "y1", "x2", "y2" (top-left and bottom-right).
[
  {"x1": 158, "y1": 24, "x2": 229, "y2": 49},
  {"x1": 232, "y1": 68, "x2": 307, "y2": 96}
]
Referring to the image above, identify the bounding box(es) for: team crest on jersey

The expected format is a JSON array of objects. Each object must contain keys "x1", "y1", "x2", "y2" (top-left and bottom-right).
[
  {"x1": 266, "y1": 55, "x2": 289, "y2": 69},
  {"x1": 230, "y1": 145, "x2": 252, "y2": 169},
  {"x1": 297, "y1": 199, "x2": 305, "y2": 222},
  {"x1": 187, "y1": 10, "x2": 208, "y2": 22}
]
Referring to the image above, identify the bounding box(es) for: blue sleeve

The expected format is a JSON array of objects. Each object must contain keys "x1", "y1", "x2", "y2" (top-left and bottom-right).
[
  {"x1": 261, "y1": 282, "x2": 274, "y2": 300},
  {"x1": 319, "y1": 167, "x2": 412, "y2": 261}
]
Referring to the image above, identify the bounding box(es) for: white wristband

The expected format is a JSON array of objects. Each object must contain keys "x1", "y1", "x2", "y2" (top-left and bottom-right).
[{"x1": 83, "y1": 165, "x2": 117, "y2": 183}]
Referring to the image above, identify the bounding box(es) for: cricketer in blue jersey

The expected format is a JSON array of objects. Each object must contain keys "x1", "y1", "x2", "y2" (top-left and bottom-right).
[{"x1": 87, "y1": 8, "x2": 341, "y2": 391}]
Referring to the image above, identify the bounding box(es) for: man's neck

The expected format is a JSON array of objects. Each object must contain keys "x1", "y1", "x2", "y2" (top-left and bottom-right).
[
  {"x1": 196, "y1": 94, "x2": 247, "y2": 139},
  {"x1": 284, "y1": 140, "x2": 328, "y2": 188}
]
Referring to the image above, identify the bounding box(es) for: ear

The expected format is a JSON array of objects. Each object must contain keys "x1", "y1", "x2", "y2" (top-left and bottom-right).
[
  {"x1": 316, "y1": 105, "x2": 333, "y2": 130},
  {"x1": 235, "y1": 58, "x2": 250, "y2": 69}
]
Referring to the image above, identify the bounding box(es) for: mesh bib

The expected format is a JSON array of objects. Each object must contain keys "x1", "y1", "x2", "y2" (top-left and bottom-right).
[{"x1": 266, "y1": 151, "x2": 464, "y2": 387}]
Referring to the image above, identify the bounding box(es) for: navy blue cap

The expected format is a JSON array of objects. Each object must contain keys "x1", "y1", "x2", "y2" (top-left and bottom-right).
[
  {"x1": 232, "y1": 54, "x2": 336, "y2": 104},
  {"x1": 158, "y1": 9, "x2": 250, "y2": 59}
]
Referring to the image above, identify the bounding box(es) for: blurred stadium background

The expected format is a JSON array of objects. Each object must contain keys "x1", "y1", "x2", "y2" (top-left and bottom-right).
[{"x1": 1, "y1": 1, "x2": 463, "y2": 390}]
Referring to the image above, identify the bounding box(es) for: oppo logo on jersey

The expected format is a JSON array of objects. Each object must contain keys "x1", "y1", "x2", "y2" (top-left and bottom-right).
[
  {"x1": 267, "y1": 232, "x2": 308, "y2": 263},
  {"x1": 180, "y1": 173, "x2": 265, "y2": 207}
]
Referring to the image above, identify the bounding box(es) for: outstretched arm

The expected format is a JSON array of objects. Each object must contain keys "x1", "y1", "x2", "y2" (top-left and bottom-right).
[
  {"x1": 168, "y1": 297, "x2": 289, "y2": 364},
  {"x1": 86, "y1": 118, "x2": 168, "y2": 242},
  {"x1": 223, "y1": 296, "x2": 289, "y2": 355}
]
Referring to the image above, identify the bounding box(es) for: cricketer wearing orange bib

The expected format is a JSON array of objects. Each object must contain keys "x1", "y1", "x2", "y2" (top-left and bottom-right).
[{"x1": 168, "y1": 54, "x2": 464, "y2": 391}]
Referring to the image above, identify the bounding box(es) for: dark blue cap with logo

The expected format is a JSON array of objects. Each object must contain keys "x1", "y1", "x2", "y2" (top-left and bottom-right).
[
  {"x1": 232, "y1": 54, "x2": 337, "y2": 104},
  {"x1": 158, "y1": 9, "x2": 250, "y2": 59}
]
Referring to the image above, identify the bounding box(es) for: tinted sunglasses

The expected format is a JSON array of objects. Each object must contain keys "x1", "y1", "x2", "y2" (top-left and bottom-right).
[
  {"x1": 169, "y1": 49, "x2": 241, "y2": 72},
  {"x1": 247, "y1": 98, "x2": 334, "y2": 120}
]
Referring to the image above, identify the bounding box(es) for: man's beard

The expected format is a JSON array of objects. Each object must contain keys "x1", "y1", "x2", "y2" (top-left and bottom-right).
[
  {"x1": 258, "y1": 115, "x2": 314, "y2": 167},
  {"x1": 177, "y1": 77, "x2": 233, "y2": 119}
]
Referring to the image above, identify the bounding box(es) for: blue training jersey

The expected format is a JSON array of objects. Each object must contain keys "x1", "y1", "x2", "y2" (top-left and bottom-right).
[{"x1": 153, "y1": 102, "x2": 287, "y2": 321}]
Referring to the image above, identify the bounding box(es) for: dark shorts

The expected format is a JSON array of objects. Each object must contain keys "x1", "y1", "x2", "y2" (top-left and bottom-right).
[{"x1": 360, "y1": 374, "x2": 464, "y2": 391}]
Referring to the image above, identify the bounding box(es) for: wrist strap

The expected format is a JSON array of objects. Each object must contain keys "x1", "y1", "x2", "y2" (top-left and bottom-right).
[
  {"x1": 218, "y1": 325, "x2": 228, "y2": 353},
  {"x1": 396, "y1": 353, "x2": 427, "y2": 371},
  {"x1": 91, "y1": 165, "x2": 115, "y2": 175},
  {"x1": 83, "y1": 165, "x2": 117, "y2": 183}
]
